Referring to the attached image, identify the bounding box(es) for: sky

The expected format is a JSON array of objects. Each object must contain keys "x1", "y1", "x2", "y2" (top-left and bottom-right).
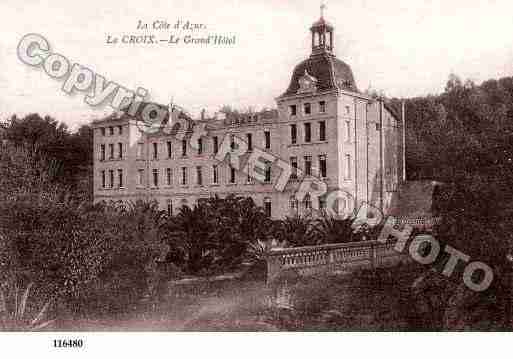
[{"x1": 1, "y1": 0, "x2": 513, "y2": 130}]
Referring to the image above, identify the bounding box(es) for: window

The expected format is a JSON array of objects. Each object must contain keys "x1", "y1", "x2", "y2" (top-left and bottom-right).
[
  {"x1": 264, "y1": 131, "x2": 270, "y2": 149},
  {"x1": 118, "y1": 169, "x2": 123, "y2": 188},
  {"x1": 182, "y1": 139, "x2": 187, "y2": 156},
  {"x1": 137, "y1": 169, "x2": 144, "y2": 186},
  {"x1": 304, "y1": 103, "x2": 311, "y2": 115},
  {"x1": 290, "y1": 157, "x2": 298, "y2": 179},
  {"x1": 213, "y1": 136, "x2": 219, "y2": 154},
  {"x1": 118, "y1": 125, "x2": 123, "y2": 135},
  {"x1": 303, "y1": 193, "x2": 312, "y2": 210},
  {"x1": 246, "y1": 133, "x2": 253, "y2": 151},
  {"x1": 213, "y1": 165, "x2": 218, "y2": 184},
  {"x1": 152, "y1": 168, "x2": 159, "y2": 187},
  {"x1": 109, "y1": 170, "x2": 114, "y2": 188},
  {"x1": 118, "y1": 143, "x2": 123, "y2": 159},
  {"x1": 247, "y1": 163, "x2": 253, "y2": 183},
  {"x1": 152, "y1": 143, "x2": 158, "y2": 160},
  {"x1": 101, "y1": 170, "x2": 106, "y2": 188},
  {"x1": 229, "y1": 166, "x2": 236, "y2": 184},
  {"x1": 180, "y1": 198, "x2": 188, "y2": 208},
  {"x1": 167, "y1": 200, "x2": 173, "y2": 216},
  {"x1": 289, "y1": 104, "x2": 297, "y2": 116},
  {"x1": 181, "y1": 167, "x2": 187, "y2": 185},
  {"x1": 319, "y1": 101, "x2": 326, "y2": 113},
  {"x1": 345, "y1": 121, "x2": 351, "y2": 142},
  {"x1": 197, "y1": 138, "x2": 203, "y2": 155},
  {"x1": 197, "y1": 166, "x2": 203, "y2": 185},
  {"x1": 319, "y1": 196, "x2": 326, "y2": 210},
  {"x1": 264, "y1": 162, "x2": 271, "y2": 183},
  {"x1": 109, "y1": 144, "x2": 114, "y2": 159},
  {"x1": 304, "y1": 156, "x2": 312, "y2": 176},
  {"x1": 290, "y1": 124, "x2": 297, "y2": 144},
  {"x1": 304, "y1": 123, "x2": 311, "y2": 143},
  {"x1": 109, "y1": 126, "x2": 114, "y2": 136},
  {"x1": 100, "y1": 144, "x2": 105, "y2": 161},
  {"x1": 375, "y1": 123, "x2": 381, "y2": 131},
  {"x1": 166, "y1": 168, "x2": 172, "y2": 186},
  {"x1": 230, "y1": 134, "x2": 236, "y2": 151},
  {"x1": 345, "y1": 154, "x2": 351, "y2": 179},
  {"x1": 289, "y1": 196, "x2": 298, "y2": 212},
  {"x1": 345, "y1": 105, "x2": 350, "y2": 115},
  {"x1": 137, "y1": 143, "x2": 144, "y2": 159},
  {"x1": 264, "y1": 198, "x2": 272, "y2": 217},
  {"x1": 319, "y1": 121, "x2": 326, "y2": 141},
  {"x1": 167, "y1": 141, "x2": 172, "y2": 158},
  {"x1": 319, "y1": 155, "x2": 327, "y2": 178},
  {"x1": 101, "y1": 127, "x2": 106, "y2": 136}
]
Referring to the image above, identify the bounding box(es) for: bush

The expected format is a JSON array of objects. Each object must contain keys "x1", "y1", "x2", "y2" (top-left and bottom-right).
[{"x1": 0, "y1": 198, "x2": 165, "y2": 318}]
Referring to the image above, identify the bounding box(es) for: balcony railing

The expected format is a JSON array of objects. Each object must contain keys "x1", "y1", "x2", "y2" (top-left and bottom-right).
[{"x1": 266, "y1": 239, "x2": 409, "y2": 283}]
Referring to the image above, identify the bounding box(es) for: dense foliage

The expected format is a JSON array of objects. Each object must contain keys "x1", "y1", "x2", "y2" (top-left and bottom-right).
[
  {"x1": 0, "y1": 138, "x2": 361, "y2": 319},
  {"x1": 388, "y1": 74, "x2": 513, "y2": 328},
  {"x1": 1, "y1": 113, "x2": 93, "y2": 201}
]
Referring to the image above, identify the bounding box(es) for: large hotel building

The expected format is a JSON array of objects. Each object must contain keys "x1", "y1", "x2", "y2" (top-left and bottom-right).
[{"x1": 93, "y1": 14, "x2": 404, "y2": 219}]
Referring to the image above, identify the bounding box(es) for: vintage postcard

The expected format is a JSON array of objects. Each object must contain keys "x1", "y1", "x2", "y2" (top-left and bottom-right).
[{"x1": 0, "y1": 0, "x2": 512, "y2": 356}]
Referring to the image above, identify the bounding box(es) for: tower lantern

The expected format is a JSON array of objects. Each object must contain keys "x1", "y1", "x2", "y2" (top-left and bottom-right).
[{"x1": 310, "y1": 3, "x2": 334, "y2": 55}]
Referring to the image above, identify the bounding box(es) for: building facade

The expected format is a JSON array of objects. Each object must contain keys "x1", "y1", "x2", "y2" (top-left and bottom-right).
[{"x1": 92, "y1": 14, "x2": 403, "y2": 219}]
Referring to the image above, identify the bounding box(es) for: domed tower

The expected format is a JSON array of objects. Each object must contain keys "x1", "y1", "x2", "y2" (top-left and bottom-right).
[
  {"x1": 272, "y1": 5, "x2": 402, "y2": 220},
  {"x1": 281, "y1": 5, "x2": 358, "y2": 97}
]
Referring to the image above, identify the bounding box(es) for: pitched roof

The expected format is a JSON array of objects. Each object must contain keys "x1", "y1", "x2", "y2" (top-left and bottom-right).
[{"x1": 93, "y1": 101, "x2": 192, "y2": 126}]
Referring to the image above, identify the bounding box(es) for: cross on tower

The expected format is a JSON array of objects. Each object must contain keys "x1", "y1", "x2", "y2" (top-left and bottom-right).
[{"x1": 320, "y1": 3, "x2": 326, "y2": 19}]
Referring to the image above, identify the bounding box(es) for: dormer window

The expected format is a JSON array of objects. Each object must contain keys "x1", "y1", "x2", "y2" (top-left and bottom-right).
[{"x1": 297, "y1": 70, "x2": 318, "y2": 94}]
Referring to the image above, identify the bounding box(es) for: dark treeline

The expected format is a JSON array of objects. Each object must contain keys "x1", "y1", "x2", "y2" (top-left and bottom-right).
[
  {"x1": 387, "y1": 75, "x2": 513, "y2": 330},
  {"x1": 391, "y1": 74, "x2": 513, "y2": 220},
  {"x1": 389, "y1": 74, "x2": 513, "y2": 258},
  {"x1": 0, "y1": 113, "x2": 93, "y2": 201}
]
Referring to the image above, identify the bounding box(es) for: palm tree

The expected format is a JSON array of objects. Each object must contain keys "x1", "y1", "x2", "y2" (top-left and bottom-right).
[
  {"x1": 314, "y1": 214, "x2": 357, "y2": 244},
  {"x1": 274, "y1": 215, "x2": 316, "y2": 247},
  {"x1": 161, "y1": 204, "x2": 217, "y2": 275},
  {"x1": 159, "y1": 195, "x2": 278, "y2": 275}
]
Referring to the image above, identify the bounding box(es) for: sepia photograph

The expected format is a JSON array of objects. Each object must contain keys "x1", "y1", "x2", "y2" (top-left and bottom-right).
[{"x1": 0, "y1": 0, "x2": 512, "y2": 356}]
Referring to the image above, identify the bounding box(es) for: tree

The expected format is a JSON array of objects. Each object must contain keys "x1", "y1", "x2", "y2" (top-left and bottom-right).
[
  {"x1": 2, "y1": 114, "x2": 94, "y2": 200},
  {"x1": 274, "y1": 216, "x2": 316, "y2": 247},
  {"x1": 314, "y1": 215, "x2": 357, "y2": 244}
]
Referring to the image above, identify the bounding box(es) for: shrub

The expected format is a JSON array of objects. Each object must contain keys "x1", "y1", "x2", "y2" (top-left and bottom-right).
[
  {"x1": 0, "y1": 198, "x2": 166, "y2": 318},
  {"x1": 0, "y1": 281, "x2": 54, "y2": 331}
]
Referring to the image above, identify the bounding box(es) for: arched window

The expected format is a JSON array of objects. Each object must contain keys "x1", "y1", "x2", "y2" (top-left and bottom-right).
[{"x1": 180, "y1": 198, "x2": 188, "y2": 208}]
